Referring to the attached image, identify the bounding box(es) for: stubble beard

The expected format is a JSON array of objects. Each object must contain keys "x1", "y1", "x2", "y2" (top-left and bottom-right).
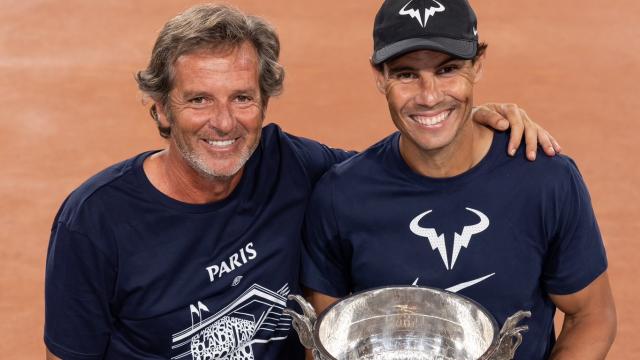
[
  {"x1": 176, "y1": 134, "x2": 259, "y2": 180},
  {"x1": 167, "y1": 109, "x2": 261, "y2": 180}
]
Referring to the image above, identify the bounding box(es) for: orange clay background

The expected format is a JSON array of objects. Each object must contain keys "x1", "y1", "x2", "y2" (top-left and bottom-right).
[{"x1": 1, "y1": 0, "x2": 638, "y2": 358}]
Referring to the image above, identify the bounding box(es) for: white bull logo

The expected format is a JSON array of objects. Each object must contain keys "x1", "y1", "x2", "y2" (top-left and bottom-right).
[
  {"x1": 399, "y1": 0, "x2": 446, "y2": 28},
  {"x1": 410, "y1": 207, "x2": 489, "y2": 270}
]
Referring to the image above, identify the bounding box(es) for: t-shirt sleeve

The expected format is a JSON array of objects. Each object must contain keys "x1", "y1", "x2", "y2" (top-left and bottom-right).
[
  {"x1": 301, "y1": 172, "x2": 353, "y2": 297},
  {"x1": 288, "y1": 134, "x2": 356, "y2": 186},
  {"x1": 44, "y1": 221, "x2": 116, "y2": 359},
  {"x1": 542, "y1": 158, "x2": 608, "y2": 295}
]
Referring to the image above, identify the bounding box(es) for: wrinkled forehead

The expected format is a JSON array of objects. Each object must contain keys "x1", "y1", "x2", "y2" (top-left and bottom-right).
[
  {"x1": 175, "y1": 41, "x2": 259, "y2": 69},
  {"x1": 169, "y1": 42, "x2": 261, "y2": 96}
]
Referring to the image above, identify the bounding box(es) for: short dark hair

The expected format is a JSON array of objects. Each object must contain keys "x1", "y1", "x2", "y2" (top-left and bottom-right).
[
  {"x1": 472, "y1": 42, "x2": 488, "y2": 64},
  {"x1": 136, "y1": 4, "x2": 284, "y2": 138}
]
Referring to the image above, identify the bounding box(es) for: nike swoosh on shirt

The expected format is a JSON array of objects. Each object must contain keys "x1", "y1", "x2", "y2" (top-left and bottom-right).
[{"x1": 445, "y1": 273, "x2": 495, "y2": 293}]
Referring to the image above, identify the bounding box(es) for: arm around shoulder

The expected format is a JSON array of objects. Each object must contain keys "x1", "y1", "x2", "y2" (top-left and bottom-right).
[
  {"x1": 549, "y1": 271, "x2": 617, "y2": 360},
  {"x1": 472, "y1": 103, "x2": 561, "y2": 159},
  {"x1": 287, "y1": 132, "x2": 356, "y2": 185}
]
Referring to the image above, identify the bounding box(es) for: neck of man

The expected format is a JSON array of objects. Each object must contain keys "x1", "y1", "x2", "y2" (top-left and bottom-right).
[
  {"x1": 143, "y1": 148, "x2": 243, "y2": 204},
  {"x1": 399, "y1": 119, "x2": 494, "y2": 179}
]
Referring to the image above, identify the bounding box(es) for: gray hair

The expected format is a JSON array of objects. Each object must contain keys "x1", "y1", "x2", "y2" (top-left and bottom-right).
[{"x1": 136, "y1": 4, "x2": 284, "y2": 138}]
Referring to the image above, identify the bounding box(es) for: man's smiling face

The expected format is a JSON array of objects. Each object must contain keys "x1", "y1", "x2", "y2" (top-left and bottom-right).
[
  {"x1": 157, "y1": 41, "x2": 264, "y2": 180},
  {"x1": 376, "y1": 49, "x2": 483, "y2": 156}
]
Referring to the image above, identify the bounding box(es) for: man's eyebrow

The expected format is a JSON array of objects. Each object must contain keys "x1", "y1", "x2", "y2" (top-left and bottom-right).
[
  {"x1": 181, "y1": 90, "x2": 209, "y2": 98},
  {"x1": 386, "y1": 56, "x2": 465, "y2": 74},
  {"x1": 232, "y1": 87, "x2": 259, "y2": 95},
  {"x1": 436, "y1": 56, "x2": 465, "y2": 68},
  {"x1": 386, "y1": 65, "x2": 417, "y2": 75}
]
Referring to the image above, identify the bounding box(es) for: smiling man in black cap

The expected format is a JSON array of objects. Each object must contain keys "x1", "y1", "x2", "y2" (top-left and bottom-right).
[{"x1": 302, "y1": 0, "x2": 617, "y2": 359}]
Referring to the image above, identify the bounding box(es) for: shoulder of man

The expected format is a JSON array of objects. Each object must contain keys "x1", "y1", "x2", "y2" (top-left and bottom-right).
[
  {"x1": 526, "y1": 150, "x2": 586, "y2": 187},
  {"x1": 261, "y1": 123, "x2": 356, "y2": 185},
  {"x1": 324, "y1": 133, "x2": 397, "y2": 181},
  {"x1": 494, "y1": 130, "x2": 583, "y2": 180},
  {"x1": 53, "y1": 152, "x2": 150, "y2": 230}
]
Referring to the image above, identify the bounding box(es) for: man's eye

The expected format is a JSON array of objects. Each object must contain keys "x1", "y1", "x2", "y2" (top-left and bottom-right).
[
  {"x1": 235, "y1": 95, "x2": 253, "y2": 103},
  {"x1": 437, "y1": 65, "x2": 459, "y2": 75},
  {"x1": 394, "y1": 72, "x2": 417, "y2": 80},
  {"x1": 190, "y1": 97, "x2": 207, "y2": 104}
]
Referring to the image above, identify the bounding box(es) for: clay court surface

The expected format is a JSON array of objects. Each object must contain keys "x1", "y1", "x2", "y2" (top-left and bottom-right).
[{"x1": 1, "y1": 0, "x2": 638, "y2": 358}]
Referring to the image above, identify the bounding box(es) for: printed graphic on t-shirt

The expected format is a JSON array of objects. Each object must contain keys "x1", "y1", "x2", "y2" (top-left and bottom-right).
[
  {"x1": 410, "y1": 207, "x2": 490, "y2": 270},
  {"x1": 205, "y1": 243, "x2": 258, "y2": 283},
  {"x1": 409, "y1": 207, "x2": 496, "y2": 293},
  {"x1": 170, "y1": 283, "x2": 292, "y2": 359},
  {"x1": 413, "y1": 273, "x2": 495, "y2": 293}
]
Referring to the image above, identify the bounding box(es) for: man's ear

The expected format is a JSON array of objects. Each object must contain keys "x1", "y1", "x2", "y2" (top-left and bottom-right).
[
  {"x1": 472, "y1": 54, "x2": 485, "y2": 83},
  {"x1": 153, "y1": 101, "x2": 171, "y2": 127},
  {"x1": 370, "y1": 59, "x2": 386, "y2": 94}
]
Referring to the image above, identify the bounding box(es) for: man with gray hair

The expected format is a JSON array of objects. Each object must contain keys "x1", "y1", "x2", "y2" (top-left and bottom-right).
[{"x1": 45, "y1": 3, "x2": 558, "y2": 359}]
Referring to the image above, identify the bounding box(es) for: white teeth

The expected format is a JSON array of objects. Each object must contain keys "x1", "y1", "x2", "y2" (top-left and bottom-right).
[
  {"x1": 412, "y1": 111, "x2": 450, "y2": 126},
  {"x1": 207, "y1": 139, "x2": 235, "y2": 147}
]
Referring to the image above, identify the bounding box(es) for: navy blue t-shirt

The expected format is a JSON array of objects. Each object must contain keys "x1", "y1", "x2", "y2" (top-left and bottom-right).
[
  {"x1": 302, "y1": 131, "x2": 607, "y2": 360},
  {"x1": 45, "y1": 124, "x2": 353, "y2": 360}
]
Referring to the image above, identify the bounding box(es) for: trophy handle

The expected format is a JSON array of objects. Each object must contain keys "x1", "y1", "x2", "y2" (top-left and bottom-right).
[
  {"x1": 490, "y1": 310, "x2": 531, "y2": 360},
  {"x1": 284, "y1": 294, "x2": 318, "y2": 350}
]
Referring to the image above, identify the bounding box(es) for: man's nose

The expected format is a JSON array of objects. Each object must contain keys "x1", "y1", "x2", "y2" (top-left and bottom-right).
[
  {"x1": 208, "y1": 102, "x2": 235, "y2": 134},
  {"x1": 414, "y1": 75, "x2": 444, "y2": 108}
]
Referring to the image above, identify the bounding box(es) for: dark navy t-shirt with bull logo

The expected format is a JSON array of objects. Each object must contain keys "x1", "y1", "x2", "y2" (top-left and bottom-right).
[{"x1": 302, "y1": 131, "x2": 607, "y2": 360}]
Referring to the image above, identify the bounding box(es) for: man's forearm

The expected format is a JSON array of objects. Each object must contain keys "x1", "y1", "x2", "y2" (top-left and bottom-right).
[
  {"x1": 46, "y1": 349, "x2": 62, "y2": 360},
  {"x1": 549, "y1": 310, "x2": 616, "y2": 360}
]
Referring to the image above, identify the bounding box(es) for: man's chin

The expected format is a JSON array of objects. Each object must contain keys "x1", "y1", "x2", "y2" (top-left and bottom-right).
[
  {"x1": 179, "y1": 141, "x2": 258, "y2": 180},
  {"x1": 195, "y1": 161, "x2": 245, "y2": 179}
]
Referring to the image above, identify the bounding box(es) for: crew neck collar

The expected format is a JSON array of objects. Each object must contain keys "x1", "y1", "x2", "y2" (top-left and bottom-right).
[
  {"x1": 132, "y1": 147, "x2": 260, "y2": 214},
  {"x1": 388, "y1": 130, "x2": 502, "y2": 187}
]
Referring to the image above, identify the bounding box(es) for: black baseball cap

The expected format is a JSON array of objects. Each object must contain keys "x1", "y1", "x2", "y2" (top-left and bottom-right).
[{"x1": 372, "y1": 0, "x2": 479, "y2": 65}]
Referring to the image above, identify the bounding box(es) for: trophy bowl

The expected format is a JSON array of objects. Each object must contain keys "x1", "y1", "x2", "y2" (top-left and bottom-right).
[{"x1": 285, "y1": 286, "x2": 530, "y2": 360}]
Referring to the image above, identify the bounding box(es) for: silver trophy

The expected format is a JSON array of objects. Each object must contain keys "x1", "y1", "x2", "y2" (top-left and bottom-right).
[{"x1": 284, "y1": 286, "x2": 530, "y2": 360}]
